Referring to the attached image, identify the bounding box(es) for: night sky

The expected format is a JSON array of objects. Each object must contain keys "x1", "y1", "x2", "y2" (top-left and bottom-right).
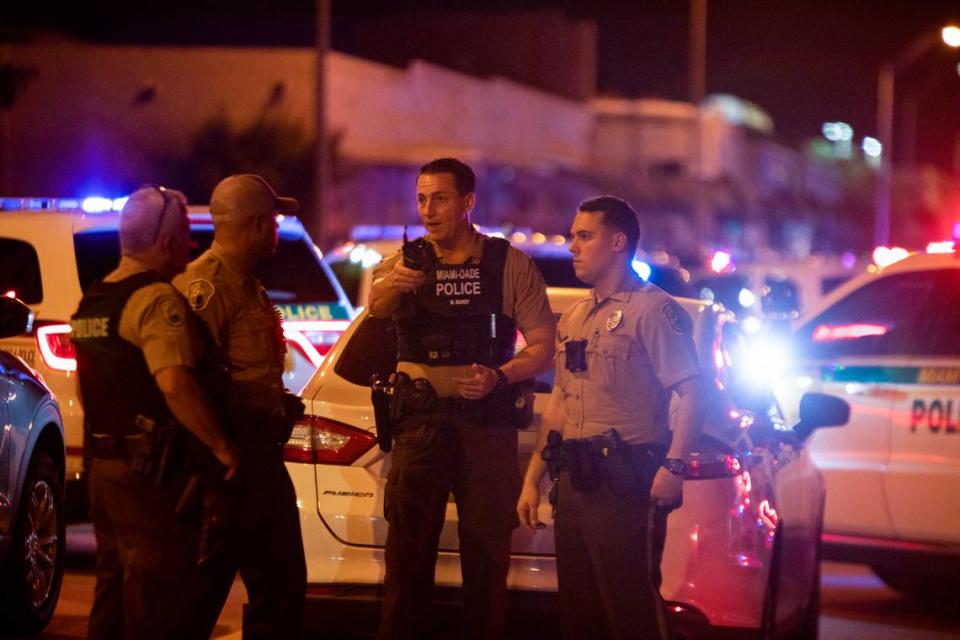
[{"x1": 5, "y1": 0, "x2": 960, "y2": 170}]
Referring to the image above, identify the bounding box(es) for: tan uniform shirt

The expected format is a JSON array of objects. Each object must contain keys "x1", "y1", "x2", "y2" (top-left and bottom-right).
[
  {"x1": 173, "y1": 241, "x2": 286, "y2": 414},
  {"x1": 105, "y1": 257, "x2": 200, "y2": 373},
  {"x1": 553, "y1": 278, "x2": 701, "y2": 446},
  {"x1": 372, "y1": 231, "x2": 555, "y2": 397}
]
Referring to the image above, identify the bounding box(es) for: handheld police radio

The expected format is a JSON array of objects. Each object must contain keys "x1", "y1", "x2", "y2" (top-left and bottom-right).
[{"x1": 402, "y1": 226, "x2": 437, "y2": 271}]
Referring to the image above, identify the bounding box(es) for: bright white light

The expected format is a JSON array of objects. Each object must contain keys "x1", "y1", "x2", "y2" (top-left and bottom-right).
[
  {"x1": 710, "y1": 250, "x2": 732, "y2": 273},
  {"x1": 738, "y1": 288, "x2": 756, "y2": 308},
  {"x1": 111, "y1": 197, "x2": 129, "y2": 211},
  {"x1": 348, "y1": 245, "x2": 366, "y2": 264},
  {"x1": 872, "y1": 245, "x2": 910, "y2": 268},
  {"x1": 632, "y1": 259, "x2": 652, "y2": 281},
  {"x1": 822, "y1": 121, "x2": 853, "y2": 142},
  {"x1": 942, "y1": 25, "x2": 960, "y2": 48},
  {"x1": 82, "y1": 197, "x2": 114, "y2": 214},
  {"x1": 361, "y1": 248, "x2": 383, "y2": 268},
  {"x1": 741, "y1": 316, "x2": 763, "y2": 334},
  {"x1": 862, "y1": 137, "x2": 882, "y2": 158},
  {"x1": 926, "y1": 241, "x2": 955, "y2": 254},
  {"x1": 740, "y1": 336, "x2": 791, "y2": 388}
]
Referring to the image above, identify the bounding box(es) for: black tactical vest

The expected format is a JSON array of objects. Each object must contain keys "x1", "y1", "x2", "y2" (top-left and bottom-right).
[
  {"x1": 396, "y1": 236, "x2": 516, "y2": 366},
  {"x1": 71, "y1": 271, "x2": 173, "y2": 437}
]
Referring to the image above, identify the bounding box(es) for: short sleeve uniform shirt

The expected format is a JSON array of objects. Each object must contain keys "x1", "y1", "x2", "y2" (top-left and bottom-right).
[{"x1": 554, "y1": 278, "x2": 701, "y2": 446}]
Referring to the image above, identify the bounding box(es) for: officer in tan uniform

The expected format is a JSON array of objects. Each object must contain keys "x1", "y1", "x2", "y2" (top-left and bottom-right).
[
  {"x1": 517, "y1": 196, "x2": 706, "y2": 640},
  {"x1": 172, "y1": 174, "x2": 306, "y2": 639},
  {"x1": 369, "y1": 158, "x2": 556, "y2": 639},
  {"x1": 71, "y1": 186, "x2": 238, "y2": 640}
]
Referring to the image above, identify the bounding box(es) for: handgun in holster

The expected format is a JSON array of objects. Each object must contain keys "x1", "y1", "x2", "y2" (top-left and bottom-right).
[
  {"x1": 371, "y1": 373, "x2": 396, "y2": 452},
  {"x1": 128, "y1": 414, "x2": 182, "y2": 486},
  {"x1": 541, "y1": 430, "x2": 564, "y2": 507},
  {"x1": 276, "y1": 391, "x2": 306, "y2": 444},
  {"x1": 173, "y1": 436, "x2": 232, "y2": 568}
]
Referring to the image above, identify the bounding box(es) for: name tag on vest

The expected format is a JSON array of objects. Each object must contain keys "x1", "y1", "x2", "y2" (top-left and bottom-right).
[{"x1": 434, "y1": 266, "x2": 482, "y2": 306}]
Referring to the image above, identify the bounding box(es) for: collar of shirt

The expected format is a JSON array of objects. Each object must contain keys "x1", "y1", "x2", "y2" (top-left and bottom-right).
[
  {"x1": 429, "y1": 228, "x2": 485, "y2": 264},
  {"x1": 104, "y1": 256, "x2": 161, "y2": 283},
  {"x1": 210, "y1": 240, "x2": 254, "y2": 286},
  {"x1": 589, "y1": 276, "x2": 645, "y2": 308}
]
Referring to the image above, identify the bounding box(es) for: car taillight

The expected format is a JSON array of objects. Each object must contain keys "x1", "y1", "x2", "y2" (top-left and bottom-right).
[
  {"x1": 284, "y1": 415, "x2": 376, "y2": 465},
  {"x1": 36, "y1": 323, "x2": 77, "y2": 372},
  {"x1": 282, "y1": 320, "x2": 350, "y2": 368},
  {"x1": 685, "y1": 451, "x2": 743, "y2": 479}
]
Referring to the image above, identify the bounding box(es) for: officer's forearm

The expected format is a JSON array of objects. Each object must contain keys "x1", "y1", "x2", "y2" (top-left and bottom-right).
[
  {"x1": 368, "y1": 275, "x2": 403, "y2": 318},
  {"x1": 155, "y1": 365, "x2": 231, "y2": 457},
  {"x1": 667, "y1": 376, "x2": 706, "y2": 460},
  {"x1": 501, "y1": 324, "x2": 556, "y2": 382}
]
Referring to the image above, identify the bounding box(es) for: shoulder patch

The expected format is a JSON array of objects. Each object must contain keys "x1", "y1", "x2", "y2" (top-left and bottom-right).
[
  {"x1": 159, "y1": 295, "x2": 186, "y2": 327},
  {"x1": 186, "y1": 279, "x2": 216, "y2": 311},
  {"x1": 661, "y1": 300, "x2": 692, "y2": 334}
]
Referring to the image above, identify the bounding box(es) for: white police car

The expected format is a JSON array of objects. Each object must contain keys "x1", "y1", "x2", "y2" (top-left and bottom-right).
[
  {"x1": 286, "y1": 289, "x2": 848, "y2": 638},
  {"x1": 784, "y1": 248, "x2": 960, "y2": 598},
  {"x1": 0, "y1": 296, "x2": 65, "y2": 634},
  {"x1": 0, "y1": 197, "x2": 354, "y2": 517}
]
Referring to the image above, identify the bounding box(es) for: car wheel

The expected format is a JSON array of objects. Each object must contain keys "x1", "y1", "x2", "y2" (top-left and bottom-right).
[{"x1": 0, "y1": 451, "x2": 66, "y2": 635}]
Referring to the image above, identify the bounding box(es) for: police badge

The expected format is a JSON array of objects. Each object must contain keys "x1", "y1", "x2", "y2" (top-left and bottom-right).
[{"x1": 606, "y1": 309, "x2": 623, "y2": 331}]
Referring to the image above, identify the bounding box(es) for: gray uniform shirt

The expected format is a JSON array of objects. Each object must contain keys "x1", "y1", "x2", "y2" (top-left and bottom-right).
[{"x1": 553, "y1": 278, "x2": 701, "y2": 445}]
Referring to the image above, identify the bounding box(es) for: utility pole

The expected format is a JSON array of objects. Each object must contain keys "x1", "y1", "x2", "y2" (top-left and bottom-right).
[
  {"x1": 689, "y1": 0, "x2": 710, "y2": 246},
  {"x1": 313, "y1": 0, "x2": 332, "y2": 247}
]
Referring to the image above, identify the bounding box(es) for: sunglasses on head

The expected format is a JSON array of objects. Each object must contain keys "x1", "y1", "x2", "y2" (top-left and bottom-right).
[{"x1": 141, "y1": 184, "x2": 176, "y2": 244}]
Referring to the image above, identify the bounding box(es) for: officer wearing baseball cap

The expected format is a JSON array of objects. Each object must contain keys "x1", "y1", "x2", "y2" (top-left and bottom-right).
[
  {"x1": 72, "y1": 185, "x2": 238, "y2": 639},
  {"x1": 173, "y1": 174, "x2": 306, "y2": 639}
]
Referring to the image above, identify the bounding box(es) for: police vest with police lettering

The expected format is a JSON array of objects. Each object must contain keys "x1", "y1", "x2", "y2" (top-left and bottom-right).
[
  {"x1": 71, "y1": 271, "x2": 173, "y2": 437},
  {"x1": 396, "y1": 236, "x2": 516, "y2": 366}
]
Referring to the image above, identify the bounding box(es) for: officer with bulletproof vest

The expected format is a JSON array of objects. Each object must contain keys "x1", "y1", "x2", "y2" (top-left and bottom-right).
[
  {"x1": 171, "y1": 174, "x2": 307, "y2": 639},
  {"x1": 369, "y1": 158, "x2": 556, "y2": 640},
  {"x1": 516, "y1": 196, "x2": 706, "y2": 640},
  {"x1": 71, "y1": 186, "x2": 239, "y2": 639}
]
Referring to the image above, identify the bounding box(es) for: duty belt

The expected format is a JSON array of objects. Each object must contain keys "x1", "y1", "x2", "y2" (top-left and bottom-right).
[{"x1": 86, "y1": 433, "x2": 143, "y2": 460}]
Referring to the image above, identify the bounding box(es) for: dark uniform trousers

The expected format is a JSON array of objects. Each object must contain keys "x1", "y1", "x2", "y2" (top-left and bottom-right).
[
  {"x1": 554, "y1": 471, "x2": 671, "y2": 640},
  {"x1": 378, "y1": 411, "x2": 520, "y2": 640},
  {"x1": 174, "y1": 428, "x2": 307, "y2": 640},
  {"x1": 87, "y1": 459, "x2": 198, "y2": 640}
]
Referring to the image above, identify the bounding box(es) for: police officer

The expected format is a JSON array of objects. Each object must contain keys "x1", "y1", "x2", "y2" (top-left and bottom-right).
[
  {"x1": 516, "y1": 196, "x2": 706, "y2": 640},
  {"x1": 369, "y1": 158, "x2": 556, "y2": 640},
  {"x1": 72, "y1": 186, "x2": 239, "y2": 640},
  {"x1": 171, "y1": 174, "x2": 307, "y2": 639}
]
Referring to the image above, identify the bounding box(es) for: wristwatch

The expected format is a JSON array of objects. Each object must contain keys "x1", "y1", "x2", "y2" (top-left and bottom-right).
[
  {"x1": 493, "y1": 367, "x2": 509, "y2": 391},
  {"x1": 662, "y1": 458, "x2": 687, "y2": 476}
]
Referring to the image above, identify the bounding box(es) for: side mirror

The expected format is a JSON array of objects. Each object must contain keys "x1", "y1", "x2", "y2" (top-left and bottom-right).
[
  {"x1": 793, "y1": 392, "x2": 850, "y2": 441},
  {"x1": 0, "y1": 297, "x2": 33, "y2": 339}
]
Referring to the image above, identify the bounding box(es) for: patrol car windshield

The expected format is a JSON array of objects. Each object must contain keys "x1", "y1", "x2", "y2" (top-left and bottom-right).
[{"x1": 73, "y1": 228, "x2": 339, "y2": 303}]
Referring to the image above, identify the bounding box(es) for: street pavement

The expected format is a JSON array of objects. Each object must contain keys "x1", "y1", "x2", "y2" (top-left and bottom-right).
[{"x1": 27, "y1": 525, "x2": 960, "y2": 639}]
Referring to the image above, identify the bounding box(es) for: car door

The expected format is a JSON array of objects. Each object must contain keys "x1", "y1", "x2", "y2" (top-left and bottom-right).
[
  {"x1": 884, "y1": 269, "x2": 960, "y2": 545},
  {"x1": 793, "y1": 272, "x2": 937, "y2": 540}
]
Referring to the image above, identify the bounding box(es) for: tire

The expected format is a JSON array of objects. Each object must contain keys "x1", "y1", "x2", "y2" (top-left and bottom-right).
[{"x1": 0, "y1": 451, "x2": 66, "y2": 635}]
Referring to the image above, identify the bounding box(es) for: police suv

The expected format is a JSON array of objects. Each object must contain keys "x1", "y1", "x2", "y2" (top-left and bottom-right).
[
  {"x1": 285, "y1": 288, "x2": 848, "y2": 638},
  {"x1": 0, "y1": 197, "x2": 354, "y2": 516},
  {"x1": 785, "y1": 249, "x2": 960, "y2": 598}
]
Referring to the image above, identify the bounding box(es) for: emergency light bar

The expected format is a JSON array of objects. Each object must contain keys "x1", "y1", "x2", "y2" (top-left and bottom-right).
[{"x1": 1, "y1": 196, "x2": 126, "y2": 214}]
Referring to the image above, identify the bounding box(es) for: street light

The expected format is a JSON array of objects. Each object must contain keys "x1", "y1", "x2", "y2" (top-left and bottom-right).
[{"x1": 873, "y1": 24, "x2": 960, "y2": 247}]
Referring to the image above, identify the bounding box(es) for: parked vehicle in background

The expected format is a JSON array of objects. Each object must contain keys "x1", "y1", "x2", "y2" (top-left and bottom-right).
[
  {"x1": 285, "y1": 289, "x2": 848, "y2": 638},
  {"x1": 0, "y1": 197, "x2": 354, "y2": 518},
  {"x1": 780, "y1": 249, "x2": 960, "y2": 599},
  {"x1": 0, "y1": 296, "x2": 65, "y2": 635}
]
